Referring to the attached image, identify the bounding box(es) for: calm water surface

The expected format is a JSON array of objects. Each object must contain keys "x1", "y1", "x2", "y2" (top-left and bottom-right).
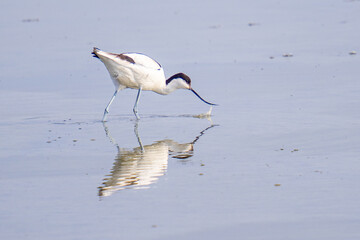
[{"x1": 1, "y1": 0, "x2": 360, "y2": 239}]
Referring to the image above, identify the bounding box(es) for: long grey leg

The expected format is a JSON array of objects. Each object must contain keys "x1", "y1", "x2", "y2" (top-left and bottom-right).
[
  {"x1": 133, "y1": 88, "x2": 142, "y2": 119},
  {"x1": 103, "y1": 90, "x2": 118, "y2": 122},
  {"x1": 134, "y1": 120, "x2": 144, "y2": 151}
]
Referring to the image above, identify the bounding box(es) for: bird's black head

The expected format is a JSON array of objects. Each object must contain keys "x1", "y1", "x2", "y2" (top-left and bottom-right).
[{"x1": 166, "y1": 73, "x2": 191, "y2": 88}]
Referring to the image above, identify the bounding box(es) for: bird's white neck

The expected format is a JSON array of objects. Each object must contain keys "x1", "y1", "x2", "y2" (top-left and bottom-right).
[
  {"x1": 159, "y1": 82, "x2": 182, "y2": 95},
  {"x1": 157, "y1": 74, "x2": 191, "y2": 95}
]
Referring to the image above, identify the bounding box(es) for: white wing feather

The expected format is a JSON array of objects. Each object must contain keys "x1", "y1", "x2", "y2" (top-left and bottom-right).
[{"x1": 123, "y1": 53, "x2": 162, "y2": 70}]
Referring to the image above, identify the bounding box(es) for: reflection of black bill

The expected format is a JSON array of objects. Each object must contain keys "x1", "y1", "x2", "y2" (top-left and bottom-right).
[{"x1": 190, "y1": 89, "x2": 217, "y2": 106}]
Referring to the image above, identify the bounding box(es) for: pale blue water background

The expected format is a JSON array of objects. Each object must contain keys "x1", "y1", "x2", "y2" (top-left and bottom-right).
[{"x1": 1, "y1": 0, "x2": 360, "y2": 239}]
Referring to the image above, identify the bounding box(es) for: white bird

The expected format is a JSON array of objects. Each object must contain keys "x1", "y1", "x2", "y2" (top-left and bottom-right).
[{"x1": 92, "y1": 47, "x2": 216, "y2": 121}]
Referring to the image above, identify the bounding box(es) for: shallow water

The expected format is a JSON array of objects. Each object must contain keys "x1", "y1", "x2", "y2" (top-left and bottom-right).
[{"x1": 1, "y1": 0, "x2": 360, "y2": 239}]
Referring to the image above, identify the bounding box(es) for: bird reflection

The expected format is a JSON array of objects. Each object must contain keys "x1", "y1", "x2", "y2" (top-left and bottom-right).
[{"x1": 99, "y1": 120, "x2": 216, "y2": 197}]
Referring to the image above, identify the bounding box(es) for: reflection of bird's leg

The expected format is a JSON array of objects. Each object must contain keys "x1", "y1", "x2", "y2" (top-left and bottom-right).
[
  {"x1": 134, "y1": 120, "x2": 144, "y2": 152},
  {"x1": 102, "y1": 121, "x2": 120, "y2": 151}
]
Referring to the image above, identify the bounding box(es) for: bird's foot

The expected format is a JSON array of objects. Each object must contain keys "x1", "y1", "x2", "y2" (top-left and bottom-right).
[
  {"x1": 133, "y1": 108, "x2": 140, "y2": 120},
  {"x1": 102, "y1": 110, "x2": 109, "y2": 122}
]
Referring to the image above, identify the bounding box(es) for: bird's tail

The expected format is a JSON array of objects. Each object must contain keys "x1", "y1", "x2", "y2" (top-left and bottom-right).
[{"x1": 92, "y1": 47, "x2": 100, "y2": 59}]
